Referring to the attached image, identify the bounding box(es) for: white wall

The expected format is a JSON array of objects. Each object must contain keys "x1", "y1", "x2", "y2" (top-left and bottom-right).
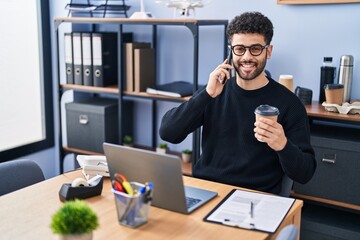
[{"x1": 24, "y1": 0, "x2": 360, "y2": 178}]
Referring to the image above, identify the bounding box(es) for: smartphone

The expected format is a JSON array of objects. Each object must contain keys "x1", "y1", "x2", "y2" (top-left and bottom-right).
[
  {"x1": 227, "y1": 50, "x2": 232, "y2": 67},
  {"x1": 220, "y1": 51, "x2": 232, "y2": 84},
  {"x1": 221, "y1": 49, "x2": 232, "y2": 84}
]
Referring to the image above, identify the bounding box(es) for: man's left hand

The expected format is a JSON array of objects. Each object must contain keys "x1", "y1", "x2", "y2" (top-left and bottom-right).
[{"x1": 254, "y1": 117, "x2": 287, "y2": 151}]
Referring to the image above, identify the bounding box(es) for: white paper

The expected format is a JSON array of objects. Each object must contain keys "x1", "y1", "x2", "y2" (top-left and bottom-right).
[{"x1": 206, "y1": 189, "x2": 295, "y2": 233}]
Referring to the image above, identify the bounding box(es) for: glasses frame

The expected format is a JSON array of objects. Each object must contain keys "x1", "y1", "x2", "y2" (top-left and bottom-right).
[{"x1": 230, "y1": 44, "x2": 269, "y2": 57}]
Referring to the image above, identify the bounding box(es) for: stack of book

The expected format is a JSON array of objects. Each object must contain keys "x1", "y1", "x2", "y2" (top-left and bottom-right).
[{"x1": 124, "y1": 42, "x2": 155, "y2": 92}]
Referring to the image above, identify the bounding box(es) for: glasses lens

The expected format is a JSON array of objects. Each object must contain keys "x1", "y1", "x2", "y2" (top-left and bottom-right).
[
  {"x1": 232, "y1": 45, "x2": 267, "y2": 56},
  {"x1": 250, "y1": 45, "x2": 263, "y2": 56},
  {"x1": 233, "y1": 45, "x2": 246, "y2": 56}
]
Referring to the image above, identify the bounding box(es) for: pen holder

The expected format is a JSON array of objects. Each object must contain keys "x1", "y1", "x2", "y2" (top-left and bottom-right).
[{"x1": 112, "y1": 182, "x2": 152, "y2": 228}]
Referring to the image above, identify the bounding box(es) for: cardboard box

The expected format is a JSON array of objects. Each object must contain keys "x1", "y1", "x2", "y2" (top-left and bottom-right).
[{"x1": 66, "y1": 98, "x2": 119, "y2": 153}]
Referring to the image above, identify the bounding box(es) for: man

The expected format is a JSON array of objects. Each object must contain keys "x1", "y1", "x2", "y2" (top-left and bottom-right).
[{"x1": 159, "y1": 12, "x2": 316, "y2": 195}]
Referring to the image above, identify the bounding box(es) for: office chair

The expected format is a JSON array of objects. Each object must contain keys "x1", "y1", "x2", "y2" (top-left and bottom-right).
[
  {"x1": 0, "y1": 159, "x2": 45, "y2": 196},
  {"x1": 265, "y1": 69, "x2": 272, "y2": 78},
  {"x1": 279, "y1": 174, "x2": 293, "y2": 197},
  {"x1": 275, "y1": 224, "x2": 299, "y2": 240}
]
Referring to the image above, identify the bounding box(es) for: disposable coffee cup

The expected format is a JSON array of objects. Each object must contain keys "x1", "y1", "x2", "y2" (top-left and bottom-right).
[
  {"x1": 324, "y1": 84, "x2": 344, "y2": 105},
  {"x1": 279, "y1": 75, "x2": 294, "y2": 92},
  {"x1": 254, "y1": 105, "x2": 280, "y2": 142}
]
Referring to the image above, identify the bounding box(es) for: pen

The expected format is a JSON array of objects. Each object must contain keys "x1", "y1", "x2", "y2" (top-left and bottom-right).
[
  {"x1": 138, "y1": 182, "x2": 153, "y2": 203},
  {"x1": 250, "y1": 201, "x2": 254, "y2": 219},
  {"x1": 250, "y1": 201, "x2": 255, "y2": 229},
  {"x1": 138, "y1": 182, "x2": 152, "y2": 194}
]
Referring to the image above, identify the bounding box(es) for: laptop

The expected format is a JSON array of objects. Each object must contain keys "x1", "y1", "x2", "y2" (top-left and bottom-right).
[{"x1": 103, "y1": 143, "x2": 218, "y2": 214}]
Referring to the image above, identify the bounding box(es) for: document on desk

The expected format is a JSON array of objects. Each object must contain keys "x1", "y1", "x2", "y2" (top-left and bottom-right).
[{"x1": 204, "y1": 189, "x2": 295, "y2": 233}]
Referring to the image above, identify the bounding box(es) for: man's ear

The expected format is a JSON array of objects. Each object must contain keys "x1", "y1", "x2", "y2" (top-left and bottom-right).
[{"x1": 266, "y1": 45, "x2": 273, "y2": 59}]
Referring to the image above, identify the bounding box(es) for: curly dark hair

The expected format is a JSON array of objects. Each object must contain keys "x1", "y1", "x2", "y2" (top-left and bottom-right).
[{"x1": 226, "y1": 12, "x2": 273, "y2": 45}]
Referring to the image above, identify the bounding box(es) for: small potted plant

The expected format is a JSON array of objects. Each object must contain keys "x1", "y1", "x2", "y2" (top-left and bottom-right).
[
  {"x1": 181, "y1": 149, "x2": 192, "y2": 163},
  {"x1": 156, "y1": 143, "x2": 168, "y2": 154},
  {"x1": 50, "y1": 199, "x2": 99, "y2": 240},
  {"x1": 123, "y1": 135, "x2": 133, "y2": 147}
]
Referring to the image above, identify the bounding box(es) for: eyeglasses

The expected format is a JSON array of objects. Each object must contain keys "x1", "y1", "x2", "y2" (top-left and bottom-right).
[{"x1": 230, "y1": 44, "x2": 269, "y2": 56}]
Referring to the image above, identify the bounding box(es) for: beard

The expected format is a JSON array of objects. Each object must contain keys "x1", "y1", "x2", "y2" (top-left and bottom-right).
[{"x1": 234, "y1": 56, "x2": 267, "y2": 81}]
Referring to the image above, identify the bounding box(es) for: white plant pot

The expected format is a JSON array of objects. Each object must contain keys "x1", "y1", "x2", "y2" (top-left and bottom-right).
[
  {"x1": 181, "y1": 153, "x2": 192, "y2": 163},
  {"x1": 156, "y1": 147, "x2": 167, "y2": 154},
  {"x1": 60, "y1": 232, "x2": 93, "y2": 240}
]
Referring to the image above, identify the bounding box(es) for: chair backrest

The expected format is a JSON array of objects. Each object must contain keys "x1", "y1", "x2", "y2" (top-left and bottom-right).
[
  {"x1": 265, "y1": 69, "x2": 272, "y2": 78},
  {"x1": 276, "y1": 224, "x2": 299, "y2": 240},
  {"x1": 279, "y1": 174, "x2": 293, "y2": 197},
  {"x1": 0, "y1": 159, "x2": 45, "y2": 196}
]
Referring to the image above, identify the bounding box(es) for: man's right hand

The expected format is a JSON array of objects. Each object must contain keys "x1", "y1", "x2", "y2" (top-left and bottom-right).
[{"x1": 206, "y1": 59, "x2": 233, "y2": 98}]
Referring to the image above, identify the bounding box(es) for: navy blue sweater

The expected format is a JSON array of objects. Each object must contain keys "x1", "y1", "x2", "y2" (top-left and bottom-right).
[{"x1": 159, "y1": 77, "x2": 316, "y2": 194}]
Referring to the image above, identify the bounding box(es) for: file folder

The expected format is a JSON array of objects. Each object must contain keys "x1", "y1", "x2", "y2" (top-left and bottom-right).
[
  {"x1": 92, "y1": 32, "x2": 117, "y2": 87},
  {"x1": 81, "y1": 33, "x2": 93, "y2": 86},
  {"x1": 64, "y1": 33, "x2": 74, "y2": 84},
  {"x1": 72, "y1": 32, "x2": 83, "y2": 85},
  {"x1": 91, "y1": 32, "x2": 133, "y2": 87}
]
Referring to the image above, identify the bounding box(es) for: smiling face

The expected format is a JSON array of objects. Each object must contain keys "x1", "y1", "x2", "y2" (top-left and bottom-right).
[{"x1": 230, "y1": 33, "x2": 273, "y2": 82}]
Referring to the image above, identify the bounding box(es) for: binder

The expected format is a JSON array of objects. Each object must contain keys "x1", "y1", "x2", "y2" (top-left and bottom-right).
[
  {"x1": 72, "y1": 32, "x2": 83, "y2": 85},
  {"x1": 64, "y1": 33, "x2": 74, "y2": 84},
  {"x1": 134, "y1": 48, "x2": 155, "y2": 92},
  {"x1": 92, "y1": 32, "x2": 118, "y2": 87},
  {"x1": 81, "y1": 33, "x2": 93, "y2": 86},
  {"x1": 125, "y1": 42, "x2": 151, "y2": 92},
  {"x1": 91, "y1": 32, "x2": 133, "y2": 87}
]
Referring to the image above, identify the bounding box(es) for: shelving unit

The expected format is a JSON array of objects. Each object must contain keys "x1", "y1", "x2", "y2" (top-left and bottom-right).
[{"x1": 54, "y1": 17, "x2": 228, "y2": 173}]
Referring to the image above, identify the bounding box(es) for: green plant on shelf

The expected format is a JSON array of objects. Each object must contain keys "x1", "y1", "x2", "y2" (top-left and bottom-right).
[
  {"x1": 157, "y1": 143, "x2": 168, "y2": 154},
  {"x1": 123, "y1": 135, "x2": 133, "y2": 146},
  {"x1": 159, "y1": 143, "x2": 168, "y2": 149},
  {"x1": 182, "y1": 149, "x2": 192, "y2": 154},
  {"x1": 181, "y1": 149, "x2": 192, "y2": 163}
]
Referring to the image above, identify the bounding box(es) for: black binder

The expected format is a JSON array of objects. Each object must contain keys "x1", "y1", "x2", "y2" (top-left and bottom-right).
[
  {"x1": 92, "y1": 32, "x2": 117, "y2": 87},
  {"x1": 64, "y1": 33, "x2": 74, "y2": 84},
  {"x1": 72, "y1": 32, "x2": 83, "y2": 85},
  {"x1": 81, "y1": 33, "x2": 93, "y2": 86},
  {"x1": 92, "y1": 32, "x2": 133, "y2": 87}
]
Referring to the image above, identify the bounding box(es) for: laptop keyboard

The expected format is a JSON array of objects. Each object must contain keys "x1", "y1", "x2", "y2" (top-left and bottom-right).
[{"x1": 186, "y1": 196, "x2": 201, "y2": 209}]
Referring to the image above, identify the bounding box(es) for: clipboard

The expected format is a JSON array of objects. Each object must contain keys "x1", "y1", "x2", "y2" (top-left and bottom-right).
[{"x1": 203, "y1": 189, "x2": 295, "y2": 233}]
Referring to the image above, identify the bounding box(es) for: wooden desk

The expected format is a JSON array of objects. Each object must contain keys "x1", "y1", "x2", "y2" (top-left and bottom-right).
[
  {"x1": 305, "y1": 101, "x2": 360, "y2": 123},
  {"x1": 0, "y1": 171, "x2": 303, "y2": 240}
]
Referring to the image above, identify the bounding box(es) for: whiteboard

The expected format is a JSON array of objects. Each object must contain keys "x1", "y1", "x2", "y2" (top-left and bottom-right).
[{"x1": 0, "y1": 0, "x2": 46, "y2": 152}]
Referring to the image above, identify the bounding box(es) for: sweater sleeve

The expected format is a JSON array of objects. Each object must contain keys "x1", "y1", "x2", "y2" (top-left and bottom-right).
[
  {"x1": 277, "y1": 122, "x2": 317, "y2": 184},
  {"x1": 159, "y1": 88, "x2": 213, "y2": 143}
]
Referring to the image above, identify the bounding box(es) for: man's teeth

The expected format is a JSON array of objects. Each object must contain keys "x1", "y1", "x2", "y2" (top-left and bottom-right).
[{"x1": 242, "y1": 62, "x2": 256, "y2": 67}]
